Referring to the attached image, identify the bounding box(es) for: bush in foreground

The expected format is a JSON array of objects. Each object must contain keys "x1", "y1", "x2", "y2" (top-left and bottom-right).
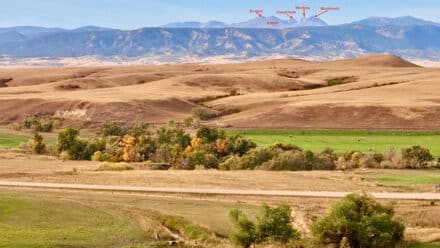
[
  {"x1": 230, "y1": 204, "x2": 300, "y2": 247},
  {"x1": 312, "y1": 193, "x2": 404, "y2": 248}
]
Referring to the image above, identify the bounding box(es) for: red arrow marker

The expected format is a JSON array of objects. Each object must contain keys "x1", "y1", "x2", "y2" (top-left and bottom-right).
[
  {"x1": 296, "y1": 6, "x2": 311, "y2": 18},
  {"x1": 250, "y1": 9, "x2": 264, "y2": 18},
  {"x1": 314, "y1": 7, "x2": 340, "y2": 18},
  {"x1": 277, "y1": 10, "x2": 297, "y2": 20}
]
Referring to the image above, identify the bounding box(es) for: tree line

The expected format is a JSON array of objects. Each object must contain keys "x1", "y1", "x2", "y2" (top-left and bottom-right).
[{"x1": 29, "y1": 122, "x2": 438, "y2": 171}]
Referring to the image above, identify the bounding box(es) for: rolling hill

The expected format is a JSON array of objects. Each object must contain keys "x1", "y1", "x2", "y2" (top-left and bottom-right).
[{"x1": 1, "y1": 55, "x2": 440, "y2": 130}]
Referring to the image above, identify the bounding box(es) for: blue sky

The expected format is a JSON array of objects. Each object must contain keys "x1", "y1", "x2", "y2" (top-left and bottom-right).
[{"x1": 0, "y1": 0, "x2": 439, "y2": 29}]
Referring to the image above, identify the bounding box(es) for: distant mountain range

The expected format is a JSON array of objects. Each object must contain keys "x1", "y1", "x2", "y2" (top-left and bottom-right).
[
  {"x1": 162, "y1": 16, "x2": 328, "y2": 29},
  {"x1": 351, "y1": 16, "x2": 440, "y2": 27},
  {"x1": 0, "y1": 16, "x2": 440, "y2": 62}
]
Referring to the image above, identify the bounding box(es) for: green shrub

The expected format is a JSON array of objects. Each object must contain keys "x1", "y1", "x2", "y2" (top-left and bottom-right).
[
  {"x1": 22, "y1": 116, "x2": 55, "y2": 132},
  {"x1": 183, "y1": 117, "x2": 194, "y2": 127},
  {"x1": 219, "y1": 155, "x2": 241, "y2": 170},
  {"x1": 152, "y1": 144, "x2": 182, "y2": 165},
  {"x1": 37, "y1": 118, "x2": 54, "y2": 132},
  {"x1": 134, "y1": 135, "x2": 157, "y2": 161},
  {"x1": 256, "y1": 204, "x2": 300, "y2": 244},
  {"x1": 156, "y1": 126, "x2": 191, "y2": 148},
  {"x1": 313, "y1": 148, "x2": 337, "y2": 170},
  {"x1": 57, "y1": 128, "x2": 80, "y2": 153},
  {"x1": 32, "y1": 133, "x2": 46, "y2": 154},
  {"x1": 186, "y1": 150, "x2": 219, "y2": 169},
  {"x1": 402, "y1": 145, "x2": 434, "y2": 168},
  {"x1": 99, "y1": 122, "x2": 127, "y2": 137},
  {"x1": 259, "y1": 149, "x2": 337, "y2": 171},
  {"x1": 129, "y1": 123, "x2": 150, "y2": 137},
  {"x1": 22, "y1": 116, "x2": 39, "y2": 129},
  {"x1": 227, "y1": 135, "x2": 257, "y2": 156},
  {"x1": 91, "y1": 151, "x2": 112, "y2": 162},
  {"x1": 192, "y1": 107, "x2": 217, "y2": 120},
  {"x1": 230, "y1": 204, "x2": 300, "y2": 248},
  {"x1": 197, "y1": 127, "x2": 225, "y2": 143},
  {"x1": 259, "y1": 151, "x2": 306, "y2": 171},
  {"x1": 91, "y1": 151, "x2": 104, "y2": 161},
  {"x1": 57, "y1": 128, "x2": 104, "y2": 160},
  {"x1": 230, "y1": 209, "x2": 257, "y2": 248},
  {"x1": 336, "y1": 151, "x2": 365, "y2": 169},
  {"x1": 312, "y1": 193, "x2": 404, "y2": 248},
  {"x1": 233, "y1": 147, "x2": 280, "y2": 170},
  {"x1": 67, "y1": 139, "x2": 89, "y2": 160}
]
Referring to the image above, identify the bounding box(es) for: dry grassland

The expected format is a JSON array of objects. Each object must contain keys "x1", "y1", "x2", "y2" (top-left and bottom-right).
[{"x1": 1, "y1": 55, "x2": 440, "y2": 129}]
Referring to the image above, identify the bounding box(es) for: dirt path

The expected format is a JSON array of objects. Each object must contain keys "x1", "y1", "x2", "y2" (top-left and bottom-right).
[{"x1": 0, "y1": 181, "x2": 439, "y2": 200}]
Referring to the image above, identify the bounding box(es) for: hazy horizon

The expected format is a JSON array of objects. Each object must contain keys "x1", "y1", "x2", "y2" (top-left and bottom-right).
[
  {"x1": 0, "y1": 15, "x2": 438, "y2": 30},
  {"x1": 1, "y1": 0, "x2": 440, "y2": 29}
]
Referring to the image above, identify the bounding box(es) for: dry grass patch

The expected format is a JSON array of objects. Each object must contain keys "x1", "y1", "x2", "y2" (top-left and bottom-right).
[{"x1": 96, "y1": 162, "x2": 134, "y2": 171}]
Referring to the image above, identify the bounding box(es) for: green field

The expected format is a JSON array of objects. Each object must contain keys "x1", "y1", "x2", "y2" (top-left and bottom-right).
[
  {"x1": 0, "y1": 194, "x2": 148, "y2": 247},
  {"x1": 228, "y1": 130, "x2": 440, "y2": 156},
  {"x1": 371, "y1": 175, "x2": 440, "y2": 184},
  {"x1": 0, "y1": 133, "x2": 28, "y2": 148},
  {"x1": 361, "y1": 170, "x2": 440, "y2": 192},
  {"x1": 0, "y1": 191, "x2": 260, "y2": 247}
]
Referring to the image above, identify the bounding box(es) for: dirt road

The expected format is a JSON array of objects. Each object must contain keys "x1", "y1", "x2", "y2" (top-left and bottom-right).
[{"x1": 0, "y1": 181, "x2": 439, "y2": 200}]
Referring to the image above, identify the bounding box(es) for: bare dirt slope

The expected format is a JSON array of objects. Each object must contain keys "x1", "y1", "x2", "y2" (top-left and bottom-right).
[{"x1": 1, "y1": 54, "x2": 440, "y2": 129}]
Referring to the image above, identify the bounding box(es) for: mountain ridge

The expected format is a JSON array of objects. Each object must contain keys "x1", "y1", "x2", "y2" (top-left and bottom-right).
[{"x1": 0, "y1": 16, "x2": 440, "y2": 62}]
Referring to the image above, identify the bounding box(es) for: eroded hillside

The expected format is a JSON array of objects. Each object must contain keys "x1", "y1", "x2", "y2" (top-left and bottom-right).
[{"x1": 1, "y1": 55, "x2": 440, "y2": 129}]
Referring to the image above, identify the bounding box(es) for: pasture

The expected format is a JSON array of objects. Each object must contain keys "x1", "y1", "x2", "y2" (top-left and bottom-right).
[
  {"x1": 227, "y1": 130, "x2": 440, "y2": 156},
  {"x1": 0, "y1": 193, "x2": 148, "y2": 247},
  {"x1": 0, "y1": 133, "x2": 27, "y2": 148}
]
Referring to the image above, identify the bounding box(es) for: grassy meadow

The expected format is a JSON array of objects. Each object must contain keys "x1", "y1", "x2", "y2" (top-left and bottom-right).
[
  {"x1": 0, "y1": 190, "x2": 261, "y2": 247},
  {"x1": 227, "y1": 130, "x2": 440, "y2": 156},
  {"x1": 0, "y1": 133, "x2": 28, "y2": 148},
  {"x1": 0, "y1": 193, "x2": 148, "y2": 247}
]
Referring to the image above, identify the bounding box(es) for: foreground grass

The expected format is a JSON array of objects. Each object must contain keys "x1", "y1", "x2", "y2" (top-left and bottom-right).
[
  {"x1": 0, "y1": 193, "x2": 148, "y2": 247},
  {"x1": 409, "y1": 244, "x2": 440, "y2": 248},
  {"x1": 0, "y1": 190, "x2": 260, "y2": 247},
  {"x1": 228, "y1": 130, "x2": 440, "y2": 156},
  {"x1": 130, "y1": 196, "x2": 260, "y2": 237},
  {"x1": 0, "y1": 190, "x2": 438, "y2": 247}
]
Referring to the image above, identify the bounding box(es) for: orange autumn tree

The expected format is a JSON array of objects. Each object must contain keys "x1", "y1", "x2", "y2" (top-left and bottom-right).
[
  {"x1": 184, "y1": 137, "x2": 203, "y2": 154},
  {"x1": 121, "y1": 135, "x2": 137, "y2": 162}
]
